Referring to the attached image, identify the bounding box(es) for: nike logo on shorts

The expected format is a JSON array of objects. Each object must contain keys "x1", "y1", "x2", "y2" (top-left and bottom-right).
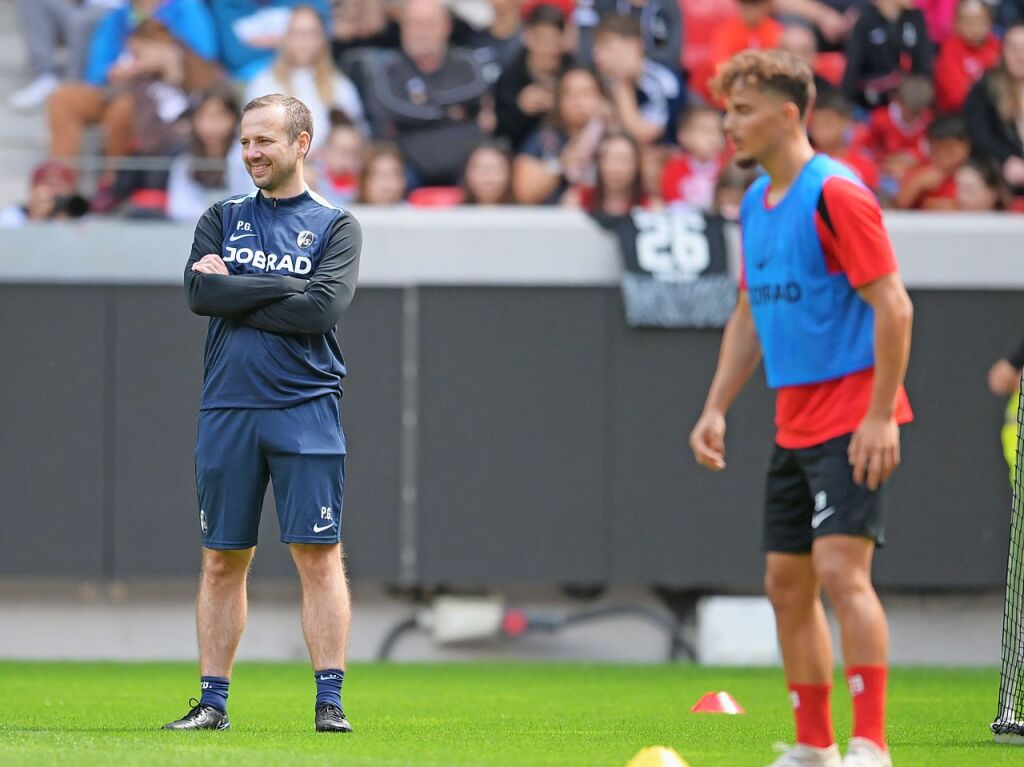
[
  {"x1": 313, "y1": 522, "x2": 336, "y2": 533},
  {"x1": 811, "y1": 507, "x2": 836, "y2": 529}
]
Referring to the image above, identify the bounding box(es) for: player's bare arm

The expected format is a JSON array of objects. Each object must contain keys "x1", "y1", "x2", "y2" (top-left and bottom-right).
[
  {"x1": 849, "y1": 273, "x2": 914, "y2": 491},
  {"x1": 690, "y1": 291, "x2": 763, "y2": 471}
]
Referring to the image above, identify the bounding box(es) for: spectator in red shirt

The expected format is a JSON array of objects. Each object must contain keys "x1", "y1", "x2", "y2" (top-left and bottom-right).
[
  {"x1": 954, "y1": 157, "x2": 1008, "y2": 210},
  {"x1": 695, "y1": 0, "x2": 782, "y2": 102},
  {"x1": 809, "y1": 90, "x2": 880, "y2": 193},
  {"x1": 311, "y1": 116, "x2": 364, "y2": 207},
  {"x1": 893, "y1": 114, "x2": 970, "y2": 209},
  {"x1": 935, "y1": 0, "x2": 1001, "y2": 113},
  {"x1": 660, "y1": 105, "x2": 727, "y2": 210},
  {"x1": 854, "y1": 73, "x2": 934, "y2": 202}
]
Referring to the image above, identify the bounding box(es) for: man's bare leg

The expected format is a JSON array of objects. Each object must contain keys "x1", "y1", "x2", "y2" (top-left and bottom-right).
[
  {"x1": 291, "y1": 542, "x2": 352, "y2": 732},
  {"x1": 198, "y1": 547, "x2": 254, "y2": 677},
  {"x1": 164, "y1": 547, "x2": 253, "y2": 730}
]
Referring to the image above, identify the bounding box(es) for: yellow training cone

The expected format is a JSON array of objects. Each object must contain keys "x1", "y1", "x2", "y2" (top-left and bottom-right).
[{"x1": 624, "y1": 746, "x2": 691, "y2": 767}]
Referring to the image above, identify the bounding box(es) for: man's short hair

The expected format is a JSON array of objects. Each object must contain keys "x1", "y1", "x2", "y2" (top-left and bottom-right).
[
  {"x1": 927, "y1": 114, "x2": 968, "y2": 142},
  {"x1": 243, "y1": 93, "x2": 315, "y2": 149},
  {"x1": 813, "y1": 89, "x2": 853, "y2": 118},
  {"x1": 957, "y1": 0, "x2": 993, "y2": 20},
  {"x1": 711, "y1": 49, "x2": 816, "y2": 118},
  {"x1": 526, "y1": 3, "x2": 565, "y2": 29},
  {"x1": 677, "y1": 104, "x2": 722, "y2": 131},
  {"x1": 896, "y1": 74, "x2": 935, "y2": 111},
  {"x1": 594, "y1": 14, "x2": 643, "y2": 41}
]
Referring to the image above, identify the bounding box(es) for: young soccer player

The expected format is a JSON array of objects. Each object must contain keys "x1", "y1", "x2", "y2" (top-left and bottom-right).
[{"x1": 689, "y1": 50, "x2": 914, "y2": 767}]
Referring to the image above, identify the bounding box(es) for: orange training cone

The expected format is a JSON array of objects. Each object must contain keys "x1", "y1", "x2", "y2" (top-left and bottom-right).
[
  {"x1": 624, "y1": 746, "x2": 691, "y2": 767},
  {"x1": 690, "y1": 691, "x2": 745, "y2": 715}
]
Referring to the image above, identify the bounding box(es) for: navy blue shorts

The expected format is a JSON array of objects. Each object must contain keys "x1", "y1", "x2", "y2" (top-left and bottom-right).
[{"x1": 195, "y1": 395, "x2": 346, "y2": 549}]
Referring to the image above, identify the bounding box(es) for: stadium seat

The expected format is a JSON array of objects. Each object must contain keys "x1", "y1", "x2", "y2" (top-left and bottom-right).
[
  {"x1": 124, "y1": 188, "x2": 168, "y2": 218},
  {"x1": 408, "y1": 186, "x2": 464, "y2": 207},
  {"x1": 815, "y1": 52, "x2": 847, "y2": 86}
]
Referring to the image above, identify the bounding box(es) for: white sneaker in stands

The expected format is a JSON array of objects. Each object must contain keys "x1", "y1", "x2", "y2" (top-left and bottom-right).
[
  {"x1": 767, "y1": 742, "x2": 842, "y2": 767},
  {"x1": 9, "y1": 74, "x2": 59, "y2": 110},
  {"x1": 841, "y1": 737, "x2": 892, "y2": 767}
]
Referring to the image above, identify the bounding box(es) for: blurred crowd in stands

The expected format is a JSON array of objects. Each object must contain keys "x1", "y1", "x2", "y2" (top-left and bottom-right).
[{"x1": 5, "y1": 0, "x2": 1024, "y2": 226}]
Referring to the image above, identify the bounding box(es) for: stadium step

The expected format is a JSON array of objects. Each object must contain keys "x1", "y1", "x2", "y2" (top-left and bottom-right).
[{"x1": 0, "y1": 1, "x2": 48, "y2": 205}]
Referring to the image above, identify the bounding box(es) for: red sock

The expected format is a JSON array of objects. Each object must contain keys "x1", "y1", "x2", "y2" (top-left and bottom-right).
[
  {"x1": 788, "y1": 683, "x2": 834, "y2": 748},
  {"x1": 847, "y1": 665, "x2": 887, "y2": 749}
]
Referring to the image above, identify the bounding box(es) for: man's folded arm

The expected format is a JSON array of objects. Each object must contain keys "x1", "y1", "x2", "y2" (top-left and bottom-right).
[
  {"x1": 239, "y1": 214, "x2": 361, "y2": 335},
  {"x1": 184, "y1": 204, "x2": 308, "y2": 317}
]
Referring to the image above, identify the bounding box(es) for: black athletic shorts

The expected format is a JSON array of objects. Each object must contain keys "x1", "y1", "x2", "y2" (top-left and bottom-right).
[{"x1": 763, "y1": 433, "x2": 886, "y2": 553}]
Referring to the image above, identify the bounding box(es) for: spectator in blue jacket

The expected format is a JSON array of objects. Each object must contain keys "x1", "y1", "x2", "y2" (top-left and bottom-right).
[
  {"x1": 207, "y1": 0, "x2": 331, "y2": 81},
  {"x1": 47, "y1": 4, "x2": 223, "y2": 204},
  {"x1": 84, "y1": 0, "x2": 217, "y2": 86}
]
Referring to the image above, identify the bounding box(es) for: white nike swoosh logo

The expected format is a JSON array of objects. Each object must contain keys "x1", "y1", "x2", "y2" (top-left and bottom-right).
[
  {"x1": 811, "y1": 507, "x2": 836, "y2": 529},
  {"x1": 313, "y1": 522, "x2": 336, "y2": 533},
  {"x1": 229, "y1": 233, "x2": 256, "y2": 241}
]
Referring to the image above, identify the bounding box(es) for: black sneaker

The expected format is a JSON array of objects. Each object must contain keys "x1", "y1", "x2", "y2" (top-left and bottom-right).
[
  {"x1": 315, "y1": 702, "x2": 353, "y2": 733},
  {"x1": 162, "y1": 698, "x2": 230, "y2": 730}
]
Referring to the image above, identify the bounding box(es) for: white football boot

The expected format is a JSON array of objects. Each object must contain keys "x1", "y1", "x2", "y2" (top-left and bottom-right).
[
  {"x1": 841, "y1": 737, "x2": 892, "y2": 767},
  {"x1": 767, "y1": 742, "x2": 842, "y2": 767}
]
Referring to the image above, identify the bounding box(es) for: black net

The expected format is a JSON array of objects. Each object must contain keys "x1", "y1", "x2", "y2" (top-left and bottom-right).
[{"x1": 993, "y1": 374, "x2": 1024, "y2": 743}]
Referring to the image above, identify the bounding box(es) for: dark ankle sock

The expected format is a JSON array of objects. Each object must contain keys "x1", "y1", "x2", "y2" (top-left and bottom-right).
[
  {"x1": 314, "y1": 668, "x2": 344, "y2": 708},
  {"x1": 200, "y1": 676, "x2": 230, "y2": 713}
]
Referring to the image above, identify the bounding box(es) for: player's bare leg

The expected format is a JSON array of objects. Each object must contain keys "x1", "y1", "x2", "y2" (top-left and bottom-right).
[
  {"x1": 767, "y1": 553, "x2": 834, "y2": 682},
  {"x1": 291, "y1": 542, "x2": 353, "y2": 732},
  {"x1": 765, "y1": 552, "x2": 840, "y2": 766},
  {"x1": 164, "y1": 547, "x2": 253, "y2": 730},
  {"x1": 814, "y1": 535, "x2": 892, "y2": 766},
  {"x1": 291, "y1": 542, "x2": 351, "y2": 669},
  {"x1": 813, "y1": 536, "x2": 887, "y2": 665},
  {"x1": 198, "y1": 547, "x2": 255, "y2": 677}
]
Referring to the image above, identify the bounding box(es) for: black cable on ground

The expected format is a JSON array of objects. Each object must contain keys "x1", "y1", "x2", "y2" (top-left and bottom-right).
[
  {"x1": 376, "y1": 615, "x2": 419, "y2": 661},
  {"x1": 546, "y1": 605, "x2": 695, "y2": 662}
]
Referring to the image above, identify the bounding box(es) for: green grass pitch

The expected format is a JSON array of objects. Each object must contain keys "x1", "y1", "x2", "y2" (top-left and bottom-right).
[{"x1": 0, "y1": 661, "x2": 1017, "y2": 766}]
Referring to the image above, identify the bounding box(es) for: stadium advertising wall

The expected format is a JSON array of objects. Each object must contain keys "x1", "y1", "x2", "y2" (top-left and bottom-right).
[{"x1": 0, "y1": 215, "x2": 1017, "y2": 591}]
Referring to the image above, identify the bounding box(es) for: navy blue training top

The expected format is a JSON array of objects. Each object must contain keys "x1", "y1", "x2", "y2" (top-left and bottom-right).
[{"x1": 184, "y1": 188, "x2": 362, "y2": 410}]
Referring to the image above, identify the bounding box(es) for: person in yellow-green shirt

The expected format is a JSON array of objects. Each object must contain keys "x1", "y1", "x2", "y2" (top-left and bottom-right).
[{"x1": 988, "y1": 339, "x2": 1024, "y2": 483}]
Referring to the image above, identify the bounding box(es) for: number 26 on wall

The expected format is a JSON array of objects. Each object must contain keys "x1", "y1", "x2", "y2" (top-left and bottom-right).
[{"x1": 634, "y1": 208, "x2": 711, "y2": 280}]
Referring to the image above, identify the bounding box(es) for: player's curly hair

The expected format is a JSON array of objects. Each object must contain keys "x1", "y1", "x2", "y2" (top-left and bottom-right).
[{"x1": 710, "y1": 49, "x2": 816, "y2": 118}]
